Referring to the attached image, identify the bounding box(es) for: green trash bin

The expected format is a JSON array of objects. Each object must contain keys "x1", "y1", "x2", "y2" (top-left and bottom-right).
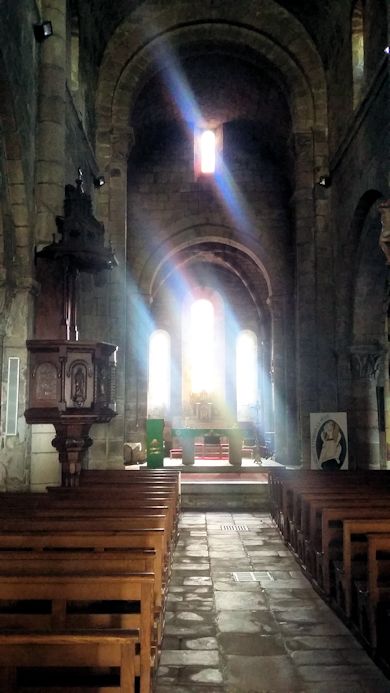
[{"x1": 146, "y1": 418, "x2": 165, "y2": 468}]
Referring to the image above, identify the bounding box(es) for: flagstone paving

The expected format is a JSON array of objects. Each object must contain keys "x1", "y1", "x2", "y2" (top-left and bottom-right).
[{"x1": 155, "y1": 512, "x2": 390, "y2": 693}]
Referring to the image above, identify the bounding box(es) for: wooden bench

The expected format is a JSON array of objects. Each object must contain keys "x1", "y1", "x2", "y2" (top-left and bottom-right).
[
  {"x1": 0, "y1": 503, "x2": 176, "y2": 552},
  {"x1": 293, "y1": 477, "x2": 390, "y2": 540},
  {"x1": 47, "y1": 487, "x2": 180, "y2": 539},
  {"x1": 0, "y1": 528, "x2": 167, "y2": 627},
  {"x1": 0, "y1": 629, "x2": 139, "y2": 692},
  {"x1": 0, "y1": 512, "x2": 169, "y2": 636},
  {"x1": 0, "y1": 471, "x2": 181, "y2": 689},
  {"x1": 290, "y1": 486, "x2": 390, "y2": 553},
  {"x1": 333, "y1": 519, "x2": 390, "y2": 619},
  {"x1": 356, "y1": 533, "x2": 390, "y2": 652},
  {"x1": 296, "y1": 492, "x2": 390, "y2": 566},
  {"x1": 268, "y1": 469, "x2": 390, "y2": 536},
  {"x1": 314, "y1": 506, "x2": 390, "y2": 594},
  {"x1": 79, "y1": 469, "x2": 181, "y2": 505},
  {"x1": 0, "y1": 572, "x2": 154, "y2": 693}
]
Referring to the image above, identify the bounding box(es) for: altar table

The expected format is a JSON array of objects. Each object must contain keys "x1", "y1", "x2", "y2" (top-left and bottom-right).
[{"x1": 171, "y1": 427, "x2": 251, "y2": 467}]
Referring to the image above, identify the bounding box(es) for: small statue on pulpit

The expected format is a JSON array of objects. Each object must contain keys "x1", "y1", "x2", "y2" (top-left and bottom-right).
[{"x1": 72, "y1": 366, "x2": 86, "y2": 406}]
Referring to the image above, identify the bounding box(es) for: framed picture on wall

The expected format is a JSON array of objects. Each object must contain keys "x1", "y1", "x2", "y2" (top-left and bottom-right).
[{"x1": 310, "y1": 412, "x2": 348, "y2": 470}]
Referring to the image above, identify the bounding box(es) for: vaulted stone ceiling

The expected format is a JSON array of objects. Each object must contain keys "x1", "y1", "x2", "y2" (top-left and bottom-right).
[{"x1": 77, "y1": 0, "x2": 344, "y2": 68}]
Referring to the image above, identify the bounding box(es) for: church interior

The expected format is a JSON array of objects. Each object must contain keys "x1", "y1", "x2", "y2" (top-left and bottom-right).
[{"x1": 0, "y1": 0, "x2": 389, "y2": 691}]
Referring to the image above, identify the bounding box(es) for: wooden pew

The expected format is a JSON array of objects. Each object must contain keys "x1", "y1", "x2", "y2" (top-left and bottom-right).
[
  {"x1": 0, "y1": 504, "x2": 175, "y2": 550},
  {"x1": 0, "y1": 474, "x2": 180, "y2": 677},
  {"x1": 296, "y1": 492, "x2": 390, "y2": 565},
  {"x1": 334, "y1": 519, "x2": 390, "y2": 619},
  {"x1": 0, "y1": 549, "x2": 156, "y2": 576},
  {"x1": 0, "y1": 471, "x2": 181, "y2": 692},
  {"x1": 0, "y1": 528, "x2": 167, "y2": 649},
  {"x1": 314, "y1": 506, "x2": 390, "y2": 594},
  {"x1": 268, "y1": 469, "x2": 390, "y2": 537},
  {"x1": 0, "y1": 528, "x2": 166, "y2": 614},
  {"x1": 291, "y1": 477, "x2": 390, "y2": 543},
  {"x1": 291, "y1": 486, "x2": 390, "y2": 552},
  {"x1": 79, "y1": 469, "x2": 181, "y2": 507},
  {"x1": 47, "y1": 487, "x2": 180, "y2": 540},
  {"x1": 356, "y1": 533, "x2": 390, "y2": 652},
  {"x1": 0, "y1": 573, "x2": 154, "y2": 693},
  {"x1": 0, "y1": 629, "x2": 138, "y2": 692},
  {"x1": 0, "y1": 515, "x2": 175, "y2": 609}
]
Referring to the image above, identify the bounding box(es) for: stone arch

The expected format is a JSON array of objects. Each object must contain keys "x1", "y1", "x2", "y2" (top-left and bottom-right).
[
  {"x1": 139, "y1": 228, "x2": 275, "y2": 301},
  {"x1": 97, "y1": 1, "x2": 327, "y2": 464},
  {"x1": 96, "y1": 0, "x2": 326, "y2": 122},
  {"x1": 95, "y1": 1, "x2": 328, "y2": 229}
]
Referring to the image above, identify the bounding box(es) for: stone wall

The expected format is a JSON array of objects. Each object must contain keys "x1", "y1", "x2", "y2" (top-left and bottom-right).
[{"x1": 0, "y1": 0, "x2": 388, "y2": 480}]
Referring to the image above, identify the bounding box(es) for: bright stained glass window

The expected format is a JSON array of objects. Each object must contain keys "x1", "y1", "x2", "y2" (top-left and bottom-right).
[
  {"x1": 200, "y1": 130, "x2": 216, "y2": 174},
  {"x1": 190, "y1": 299, "x2": 214, "y2": 393}
]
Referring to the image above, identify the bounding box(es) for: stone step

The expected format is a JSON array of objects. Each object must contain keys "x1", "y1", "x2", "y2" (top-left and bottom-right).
[{"x1": 181, "y1": 479, "x2": 270, "y2": 511}]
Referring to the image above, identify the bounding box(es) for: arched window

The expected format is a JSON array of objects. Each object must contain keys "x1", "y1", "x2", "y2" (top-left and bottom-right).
[
  {"x1": 200, "y1": 130, "x2": 216, "y2": 174},
  {"x1": 147, "y1": 330, "x2": 170, "y2": 417},
  {"x1": 190, "y1": 299, "x2": 214, "y2": 394},
  {"x1": 194, "y1": 127, "x2": 222, "y2": 177},
  {"x1": 352, "y1": 0, "x2": 365, "y2": 108},
  {"x1": 236, "y1": 330, "x2": 258, "y2": 421}
]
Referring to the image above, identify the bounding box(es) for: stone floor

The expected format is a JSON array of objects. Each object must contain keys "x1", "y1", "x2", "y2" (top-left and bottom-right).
[{"x1": 155, "y1": 511, "x2": 390, "y2": 693}]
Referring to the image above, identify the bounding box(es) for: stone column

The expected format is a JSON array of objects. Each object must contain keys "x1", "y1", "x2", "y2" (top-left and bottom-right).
[
  {"x1": 268, "y1": 293, "x2": 297, "y2": 466},
  {"x1": 349, "y1": 346, "x2": 384, "y2": 469},
  {"x1": 379, "y1": 199, "x2": 390, "y2": 264},
  {"x1": 291, "y1": 134, "x2": 318, "y2": 466},
  {"x1": 126, "y1": 287, "x2": 152, "y2": 445},
  {"x1": 260, "y1": 336, "x2": 273, "y2": 438},
  {"x1": 34, "y1": 0, "x2": 67, "y2": 339},
  {"x1": 378, "y1": 200, "x2": 390, "y2": 466}
]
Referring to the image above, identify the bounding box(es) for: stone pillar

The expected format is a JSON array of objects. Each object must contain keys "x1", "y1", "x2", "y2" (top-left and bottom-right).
[
  {"x1": 34, "y1": 0, "x2": 67, "y2": 339},
  {"x1": 2, "y1": 279, "x2": 41, "y2": 490},
  {"x1": 260, "y1": 336, "x2": 273, "y2": 437},
  {"x1": 378, "y1": 200, "x2": 390, "y2": 467},
  {"x1": 379, "y1": 199, "x2": 390, "y2": 264},
  {"x1": 89, "y1": 159, "x2": 128, "y2": 466},
  {"x1": 268, "y1": 293, "x2": 297, "y2": 466},
  {"x1": 126, "y1": 287, "x2": 152, "y2": 445},
  {"x1": 291, "y1": 134, "x2": 318, "y2": 466},
  {"x1": 349, "y1": 346, "x2": 384, "y2": 469}
]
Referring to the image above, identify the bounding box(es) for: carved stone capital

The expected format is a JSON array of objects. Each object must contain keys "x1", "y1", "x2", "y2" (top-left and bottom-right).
[
  {"x1": 378, "y1": 199, "x2": 390, "y2": 264},
  {"x1": 349, "y1": 346, "x2": 384, "y2": 379}
]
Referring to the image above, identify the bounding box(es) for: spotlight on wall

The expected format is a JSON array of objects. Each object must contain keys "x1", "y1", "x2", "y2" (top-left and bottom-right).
[
  {"x1": 318, "y1": 175, "x2": 331, "y2": 188},
  {"x1": 33, "y1": 20, "x2": 53, "y2": 42},
  {"x1": 93, "y1": 175, "x2": 105, "y2": 189},
  {"x1": 385, "y1": 46, "x2": 390, "y2": 55}
]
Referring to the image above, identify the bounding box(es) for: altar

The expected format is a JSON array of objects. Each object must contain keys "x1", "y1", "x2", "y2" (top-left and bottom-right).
[{"x1": 171, "y1": 427, "x2": 252, "y2": 467}]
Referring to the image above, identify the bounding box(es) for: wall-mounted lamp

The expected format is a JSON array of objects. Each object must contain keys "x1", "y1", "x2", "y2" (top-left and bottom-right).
[
  {"x1": 93, "y1": 175, "x2": 105, "y2": 189},
  {"x1": 385, "y1": 46, "x2": 390, "y2": 55},
  {"x1": 318, "y1": 175, "x2": 331, "y2": 188},
  {"x1": 33, "y1": 21, "x2": 53, "y2": 42}
]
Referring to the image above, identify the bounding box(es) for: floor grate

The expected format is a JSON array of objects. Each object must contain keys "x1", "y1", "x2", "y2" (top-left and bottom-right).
[
  {"x1": 232, "y1": 571, "x2": 274, "y2": 582},
  {"x1": 220, "y1": 525, "x2": 249, "y2": 531}
]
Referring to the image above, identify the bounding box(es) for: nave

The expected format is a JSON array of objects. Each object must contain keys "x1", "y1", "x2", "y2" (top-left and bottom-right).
[{"x1": 156, "y1": 512, "x2": 390, "y2": 693}]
